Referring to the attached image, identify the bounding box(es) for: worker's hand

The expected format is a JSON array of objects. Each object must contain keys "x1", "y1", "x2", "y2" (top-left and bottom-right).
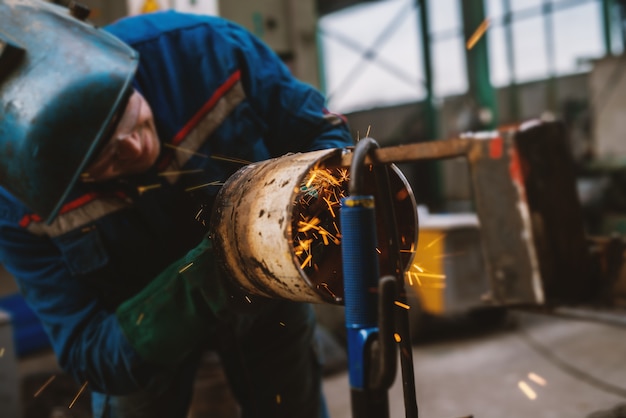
[
  {"x1": 182, "y1": 236, "x2": 269, "y2": 318},
  {"x1": 114, "y1": 236, "x2": 228, "y2": 366},
  {"x1": 115, "y1": 236, "x2": 269, "y2": 366},
  {"x1": 178, "y1": 236, "x2": 227, "y2": 315}
]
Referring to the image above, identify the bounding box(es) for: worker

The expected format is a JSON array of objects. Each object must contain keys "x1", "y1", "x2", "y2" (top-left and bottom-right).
[{"x1": 0, "y1": 1, "x2": 353, "y2": 417}]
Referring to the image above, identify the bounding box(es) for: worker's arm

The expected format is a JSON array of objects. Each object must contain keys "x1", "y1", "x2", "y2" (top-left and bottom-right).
[
  {"x1": 218, "y1": 20, "x2": 354, "y2": 154},
  {"x1": 105, "y1": 13, "x2": 352, "y2": 157},
  {"x1": 0, "y1": 196, "x2": 221, "y2": 394}
]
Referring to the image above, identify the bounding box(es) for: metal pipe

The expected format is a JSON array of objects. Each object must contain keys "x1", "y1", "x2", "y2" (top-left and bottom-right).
[
  {"x1": 210, "y1": 148, "x2": 417, "y2": 305},
  {"x1": 338, "y1": 137, "x2": 472, "y2": 167}
]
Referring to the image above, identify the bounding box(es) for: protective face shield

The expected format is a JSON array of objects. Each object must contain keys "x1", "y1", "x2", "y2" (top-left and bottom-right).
[{"x1": 0, "y1": 0, "x2": 138, "y2": 223}]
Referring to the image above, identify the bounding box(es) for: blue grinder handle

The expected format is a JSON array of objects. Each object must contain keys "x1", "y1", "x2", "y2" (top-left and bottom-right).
[
  {"x1": 341, "y1": 196, "x2": 379, "y2": 338},
  {"x1": 341, "y1": 195, "x2": 390, "y2": 417}
]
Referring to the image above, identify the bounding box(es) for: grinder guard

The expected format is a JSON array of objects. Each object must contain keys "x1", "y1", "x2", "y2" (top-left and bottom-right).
[{"x1": 0, "y1": 0, "x2": 138, "y2": 222}]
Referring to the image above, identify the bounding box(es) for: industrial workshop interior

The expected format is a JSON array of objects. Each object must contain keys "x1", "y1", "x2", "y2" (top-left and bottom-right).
[{"x1": 2, "y1": 0, "x2": 626, "y2": 417}]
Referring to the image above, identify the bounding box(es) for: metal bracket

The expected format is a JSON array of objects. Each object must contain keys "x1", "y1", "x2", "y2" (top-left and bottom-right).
[{"x1": 338, "y1": 121, "x2": 592, "y2": 307}]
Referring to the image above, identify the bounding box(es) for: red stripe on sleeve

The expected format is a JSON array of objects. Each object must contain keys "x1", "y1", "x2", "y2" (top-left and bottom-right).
[
  {"x1": 157, "y1": 70, "x2": 242, "y2": 171},
  {"x1": 19, "y1": 192, "x2": 129, "y2": 228},
  {"x1": 172, "y1": 70, "x2": 242, "y2": 146}
]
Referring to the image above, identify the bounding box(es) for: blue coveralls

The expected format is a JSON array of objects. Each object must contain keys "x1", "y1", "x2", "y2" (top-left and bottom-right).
[{"x1": 0, "y1": 11, "x2": 353, "y2": 418}]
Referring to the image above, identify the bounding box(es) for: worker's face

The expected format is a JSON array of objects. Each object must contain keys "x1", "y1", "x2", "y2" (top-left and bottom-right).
[{"x1": 83, "y1": 90, "x2": 160, "y2": 182}]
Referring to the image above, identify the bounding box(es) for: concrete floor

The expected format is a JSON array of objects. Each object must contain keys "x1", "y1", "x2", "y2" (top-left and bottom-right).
[
  {"x1": 7, "y1": 311, "x2": 626, "y2": 417},
  {"x1": 323, "y1": 311, "x2": 626, "y2": 418},
  {"x1": 5, "y1": 253, "x2": 626, "y2": 418}
]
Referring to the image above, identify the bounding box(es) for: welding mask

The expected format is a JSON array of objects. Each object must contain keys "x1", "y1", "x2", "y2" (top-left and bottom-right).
[{"x1": 0, "y1": 0, "x2": 138, "y2": 223}]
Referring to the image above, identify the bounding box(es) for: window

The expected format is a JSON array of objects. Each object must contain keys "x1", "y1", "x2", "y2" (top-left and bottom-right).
[
  {"x1": 319, "y1": 0, "x2": 423, "y2": 113},
  {"x1": 432, "y1": 37, "x2": 468, "y2": 96},
  {"x1": 487, "y1": 25, "x2": 511, "y2": 86},
  {"x1": 428, "y1": 0, "x2": 467, "y2": 97},
  {"x1": 512, "y1": 16, "x2": 549, "y2": 81},
  {"x1": 510, "y1": 0, "x2": 542, "y2": 14},
  {"x1": 428, "y1": 0, "x2": 461, "y2": 34},
  {"x1": 552, "y1": 2, "x2": 604, "y2": 74}
]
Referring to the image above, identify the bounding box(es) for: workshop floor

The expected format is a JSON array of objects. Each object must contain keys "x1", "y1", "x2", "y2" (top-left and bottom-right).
[
  {"x1": 323, "y1": 311, "x2": 626, "y2": 418},
  {"x1": 14, "y1": 310, "x2": 626, "y2": 418}
]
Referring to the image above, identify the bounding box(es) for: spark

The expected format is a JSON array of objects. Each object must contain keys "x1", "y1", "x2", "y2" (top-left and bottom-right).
[
  {"x1": 305, "y1": 172, "x2": 317, "y2": 188},
  {"x1": 276, "y1": 394, "x2": 281, "y2": 404},
  {"x1": 332, "y1": 189, "x2": 341, "y2": 206},
  {"x1": 318, "y1": 283, "x2": 338, "y2": 299},
  {"x1": 300, "y1": 253, "x2": 313, "y2": 269},
  {"x1": 69, "y1": 381, "x2": 89, "y2": 409},
  {"x1": 318, "y1": 227, "x2": 340, "y2": 245},
  {"x1": 279, "y1": 322, "x2": 286, "y2": 327},
  {"x1": 137, "y1": 184, "x2": 162, "y2": 195},
  {"x1": 136, "y1": 313, "x2": 144, "y2": 326},
  {"x1": 466, "y1": 18, "x2": 490, "y2": 50},
  {"x1": 365, "y1": 125, "x2": 372, "y2": 138},
  {"x1": 185, "y1": 181, "x2": 224, "y2": 192},
  {"x1": 33, "y1": 375, "x2": 57, "y2": 398},
  {"x1": 302, "y1": 168, "x2": 343, "y2": 199},
  {"x1": 179, "y1": 262, "x2": 194, "y2": 273},
  {"x1": 336, "y1": 168, "x2": 350, "y2": 183},
  {"x1": 407, "y1": 273, "x2": 414, "y2": 286},
  {"x1": 245, "y1": 296, "x2": 252, "y2": 304},
  {"x1": 323, "y1": 197, "x2": 337, "y2": 218},
  {"x1": 333, "y1": 222, "x2": 341, "y2": 236},
  {"x1": 528, "y1": 372, "x2": 547, "y2": 386},
  {"x1": 394, "y1": 301, "x2": 410, "y2": 310},
  {"x1": 313, "y1": 169, "x2": 341, "y2": 186},
  {"x1": 293, "y1": 238, "x2": 313, "y2": 255},
  {"x1": 425, "y1": 235, "x2": 445, "y2": 249},
  {"x1": 164, "y1": 143, "x2": 208, "y2": 158},
  {"x1": 413, "y1": 264, "x2": 424, "y2": 273},
  {"x1": 409, "y1": 272, "x2": 422, "y2": 286},
  {"x1": 298, "y1": 217, "x2": 321, "y2": 233},
  {"x1": 517, "y1": 380, "x2": 537, "y2": 400},
  {"x1": 292, "y1": 166, "x2": 349, "y2": 276},
  {"x1": 394, "y1": 333, "x2": 402, "y2": 343},
  {"x1": 158, "y1": 169, "x2": 203, "y2": 177},
  {"x1": 210, "y1": 154, "x2": 252, "y2": 165},
  {"x1": 416, "y1": 272, "x2": 446, "y2": 279}
]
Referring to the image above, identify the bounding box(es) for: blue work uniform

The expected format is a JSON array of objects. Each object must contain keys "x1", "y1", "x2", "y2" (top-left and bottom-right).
[{"x1": 0, "y1": 11, "x2": 352, "y2": 418}]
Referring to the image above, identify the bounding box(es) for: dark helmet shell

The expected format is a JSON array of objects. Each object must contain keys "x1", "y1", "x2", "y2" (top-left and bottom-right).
[{"x1": 0, "y1": 0, "x2": 138, "y2": 223}]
